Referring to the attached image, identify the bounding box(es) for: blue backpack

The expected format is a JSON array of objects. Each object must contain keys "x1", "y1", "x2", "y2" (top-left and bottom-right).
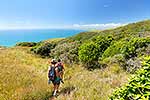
[{"x1": 48, "y1": 66, "x2": 56, "y2": 81}]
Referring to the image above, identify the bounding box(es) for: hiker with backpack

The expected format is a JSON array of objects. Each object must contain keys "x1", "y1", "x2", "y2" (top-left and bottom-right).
[
  {"x1": 56, "y1": 59, "x2": 65, "y2": 84},
  {"x1": 48, "y1": 59, "x2": 62, "y2": 96}
]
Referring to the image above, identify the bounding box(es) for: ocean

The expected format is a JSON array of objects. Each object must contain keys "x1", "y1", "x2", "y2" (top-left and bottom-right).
[{"x1": 0, "y1": 29, "x2": 83, "y2": 47}]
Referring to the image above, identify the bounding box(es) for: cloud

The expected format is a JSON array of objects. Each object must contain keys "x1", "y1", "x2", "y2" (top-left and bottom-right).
[
  {"x1": 103, "y1": 5, "x2": 109, "y2": 8},
  {"x1": 73, "y1": 23, "x2": 126, "y2": 30},
  {"x1": 0, "y1": 22, "x2": 126, "y2": 30}
]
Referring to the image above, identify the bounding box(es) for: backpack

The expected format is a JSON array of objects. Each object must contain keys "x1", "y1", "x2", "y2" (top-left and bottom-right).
[
  {"x1": 57, "y1": 63, "x2": 63, "y2": 72},
  {"x1": 48, "y1": 66, "x2": 56, "y2": 81}
]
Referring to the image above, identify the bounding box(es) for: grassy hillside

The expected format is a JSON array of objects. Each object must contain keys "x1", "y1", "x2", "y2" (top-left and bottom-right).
[
  {"x1": 0, "y1": 47, "x2": 129, "y2": 100},
  {"x1": 95, "y1": 20, "x2": 150, "y2": 39},
  {"x1": 1, "y1": 19, "x2": 150, "y2": 100},
  {"x1": 0, "y1": 47, "x2": 51, "y2": 100},
  {"x1": 27, "y1": 20, "x2": 150, "y2": 62},
  {"x1": 65, "y1": 20, "x2": 150, "y2": 42},
  {"x1": 77, "y1": 20, "x2": 150, "y2": 70}
]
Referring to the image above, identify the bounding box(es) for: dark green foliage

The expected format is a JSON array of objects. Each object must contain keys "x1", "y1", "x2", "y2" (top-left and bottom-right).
[
  {"x1": 110, "y1": 57, "x2": 150, "y2": 100},
  {"x1": 122, "y1": 37, "x2": 150, "y2": 58},
  {"x1": 79, "y1": 41, "x2": 100, "y2": 63},
  {"x1": 78, "y1": 41, "x2": 101, "y2": 69},
  {"x1": 102, "y1": 37, "x2": 150, "y2": 73},
  {"x1": 102, "y1": 39, "x2": 128, "y2": 59},
  {"x1": 31, "y1": 42, "x2": 55, "y2": 57},
  {"x1": 16, "y1": 42, "x2": 37, "y2": 47},
  {"x1": 51, "y1": 41, "x2": 81, "y2": 64},
  {"x1": 78, "y1": 35, "x2": 114, "y2": 69},
  {"x1": 92, "y1": 35, "x2": 114, "y2": 53},
  {"x1": 102, "y1": 37, "x2": 150, "y2": 59},
  {"x1": 30, "y1": 20, "x2": 150, "y2": 67}
]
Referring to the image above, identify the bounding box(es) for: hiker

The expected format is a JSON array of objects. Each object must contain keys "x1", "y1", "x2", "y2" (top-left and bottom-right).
[
  {"x1": 56, "y1": 59, "x2": 65, "y2": 83},
  {"x1": 48, "y1": 59, "x2": 61, "y2": 96}
]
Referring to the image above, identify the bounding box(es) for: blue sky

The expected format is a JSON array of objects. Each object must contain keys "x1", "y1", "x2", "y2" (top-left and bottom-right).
[{"x1": 0, "y1": 0, "x2": 149, "y2": 29}]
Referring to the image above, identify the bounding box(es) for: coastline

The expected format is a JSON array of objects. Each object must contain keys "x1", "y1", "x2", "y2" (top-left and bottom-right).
[{"x1": 0, "y1": 29, "x2": 84, "y2": 47}]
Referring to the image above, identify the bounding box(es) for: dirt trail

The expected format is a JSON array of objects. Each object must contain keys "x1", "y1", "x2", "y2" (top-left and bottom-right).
[{"x1": 48, "y1": 85, "x2": 75, "y2": 100}]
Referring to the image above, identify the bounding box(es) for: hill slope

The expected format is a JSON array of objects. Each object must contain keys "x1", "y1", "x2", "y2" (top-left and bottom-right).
[
  {"x1": 0, "y1": 47, "x2": 51, "y2": 100},
  {"x1": 0, "y1": 47, "x2": 129, "y2": 100},
  {"x1": 2, "y1": 19, "x2": 150, "y2": 100}
]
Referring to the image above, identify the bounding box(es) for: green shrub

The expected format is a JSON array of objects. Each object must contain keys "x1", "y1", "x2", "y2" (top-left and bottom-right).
[
  {"x1": 100, "y1": 54, "x2": 126, "y2": 67},
  {"x1": 103, "y1": 37, "x2": 150, "y2": 59},
  {"x1": 79, "y1": 41, "x2": 100, "y2": 63},
  {"x1": 122, "y1": 37, "x2": 150, "y2": 58},
  {"x1": 30, "y1": 42, "x2": 55, "y2": 57},
  {"x1": 92, "y1": 35, "x2": 114, "y2": 53},
  {"x1": 51, "y1": 41, "x2": 81, "y2": 64},
  {"x1": 102, "y1": 39, "x2": 128, "y2": 59},
  {"x1": 78, "y1": 35, "x2": 114, "y2": 69},
  {"x1": 102, "y1": 38, "x2": 150, "y2": 72},
  {"x1": 110, "y1": 56, "x2": 150, "y2": 100},
  {"x1": 16, "y1": 42, "x2": 37, "y2": 47}
]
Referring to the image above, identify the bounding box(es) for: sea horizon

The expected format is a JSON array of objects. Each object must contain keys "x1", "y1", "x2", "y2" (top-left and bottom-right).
[{"x1": 0, "y1": 29, "x2": 84, "y2": 47}]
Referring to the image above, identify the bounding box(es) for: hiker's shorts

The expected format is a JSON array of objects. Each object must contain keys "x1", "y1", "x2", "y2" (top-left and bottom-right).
[{"x1": 52, "y1": 77, "x2": 61, "y2": 85}]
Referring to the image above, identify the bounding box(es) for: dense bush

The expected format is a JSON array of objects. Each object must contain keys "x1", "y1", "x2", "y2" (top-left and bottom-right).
[
  {"x1": 78, "y1": 35, "x2": 114, "y2": 69},
  {"x1": 100, "y1": 54, "x2": 126, "y2": 67},
  {"x1": 122, "y1": 37, "x2": 150, "y2": 58},
  {"x1": 16, "y1": 42, "x2": 37, "y2": 47},
  {"x1": 51, "y1": 41, "x2": 81, "y2": 64},
  {"x1": 30, "y1": 42, "x2": 55, "y2": 57},
  {"x1": 92, "y1": 35, "x2": 114, "y2": 52},
  {"x1": 102, "y1": 38, "x2": 150, "y2": 72},
  {"x1": 102, "y1": 39, "x2": 128, "y2": 59},
  {"x1": 102, "y1": 37, "x2": 150, "y2": 59},
  {"x1": 79, "y1": 41, "x2": 100, "y2": 62},
  {"x1": 110, "y1": 57, "x2": 150, "y2": 100}
]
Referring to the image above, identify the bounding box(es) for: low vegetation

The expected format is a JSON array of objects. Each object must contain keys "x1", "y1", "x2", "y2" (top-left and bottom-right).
[
  {"x1": 110, "y1": 57, "x2": 150, "y2": 100},
  {"x1": 16, "y1": 42, "x2": 37, "y2": 47},
  {"x1": 0, "y1": 47, "x2": 50, "y2": 100},
  {"x1": 2, "y1": 19, "x2": 150, "y2": 99},
  {"x1": 0, "y1": 47, "x2": 129, "y2": 100},
  {"x1": 79, "y1": 35, "x2": 114, "y2": 69},
  {"x1": 51, "y1": 41, "x2": 81, "y2": 64},
  {"x1": 30, "y1": 42, "x2": 56, "y2": 57}
]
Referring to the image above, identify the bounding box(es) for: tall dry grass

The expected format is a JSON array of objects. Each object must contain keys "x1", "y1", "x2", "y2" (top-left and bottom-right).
[
  {"x1": 56, "y1": 64, "x2": 129, "y2": 100},
  {"x1": 0, "y1": 47, "x2": 129, "y2": 100},
  {"x1": 0, "y1": 47, "x2": 52, "y2": 100}
]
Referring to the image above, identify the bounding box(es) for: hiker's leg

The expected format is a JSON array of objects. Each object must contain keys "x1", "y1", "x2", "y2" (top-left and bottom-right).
[
  {"x1": 53, "y1": 84, "x2": 59, "y2": 96},
  {"x1": 55, "y1": 84, "x2": 59, "y2": 91},
  {"x1": 53, "y1": 84, "x2": 57, "y2": 96},
  {"x1": 53, "y1": 85, "x2": 56, "y2": 91},
  {"x1": 59, "y1": 72, "x2": 63, "y2": 79},
  {"x1": 52, "y1": 81, "x2": 56, "y2": 94},
  {"x1": 56, "y1": 84, "x2": 60, "y2": 93},
  {"x1": 62, "y1": 71, "x2": 64, "y2": 79},
  {"x1": 52, "y1": 84, "x2": 55, "y2": 93},
  {"x1": 60, "y1": 72, "x2": 64, "y2": 83}
]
